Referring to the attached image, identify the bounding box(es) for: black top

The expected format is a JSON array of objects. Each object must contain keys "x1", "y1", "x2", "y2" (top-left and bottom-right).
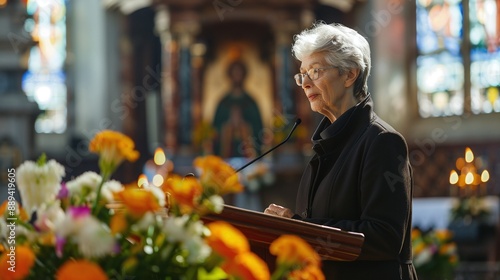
[{"x1": 294, "y1": 95, "x2": 418, "y2": 279}]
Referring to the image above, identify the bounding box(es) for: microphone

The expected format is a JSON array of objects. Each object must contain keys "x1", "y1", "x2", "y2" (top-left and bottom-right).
[{"x1": 235, "y1": 118, "x2": 301, "y2": 173}]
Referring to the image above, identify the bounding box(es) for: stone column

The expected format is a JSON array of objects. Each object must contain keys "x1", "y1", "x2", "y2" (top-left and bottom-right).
[
  {"x1": 154, "y1": 6, "x2": 177, "y2": 153},
  {"x1": 174, "y1": 21, "x2": 199, "y2": 148},
  {"x1": 274, "y1": 24, "x2": 296, "y2": 122}
]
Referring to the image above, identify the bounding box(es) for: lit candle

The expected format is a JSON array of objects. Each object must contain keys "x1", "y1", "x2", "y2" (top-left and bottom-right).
[
  {"x1": 465, "y1": 147, "x2": 474, "y2": 163},
  {"x1": 143, "y1": 148, "x2": 168, "y2": 182},
  {"x1": 449, "y1": 170, "x2": 459, "y2": 196},
  {"x1": 480, "y1": 170, "x2": 490, "y2": 196}
]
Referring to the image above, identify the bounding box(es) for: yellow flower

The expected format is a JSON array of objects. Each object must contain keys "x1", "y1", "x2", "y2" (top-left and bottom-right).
[
  {"x1": 413, "y1": 241, "x2": 425, "y2": 255},
  {"x1": 435, "y1": 229, "x2": 453, "y2": 241},
  {"x1": 270, "y1": 235, "x2": 321, "y2": 268},
  {"x1": 0, "y1": 245, "x2": 36, "y2": 280},
  {"x1": 194, "y1": 155, "x2": 243, "y2": 195},
  {"x1": 288, "y1": 265, "x2": 325, "y2": 280},
  {"x1": 162, "y1": 175, "x2": 203, "y2": 212},
  {"x1": 115, "y1": 187, "x2": 160, "y2": 216},
  {"x1": 56, "y1": 259, "x2": 108, "y2": 280},
  {"x1": 89, "y1": 130, "x2": 139, "y2": 174},
  {"x1": 206, "y1": 221, "x2": 249, "y2": 259},
  {"x1": 38, "y1": 232, "x2": 57, "y2": 246},
  {"x1": 222, "y1": 251, "x2": 270, "y2": 280},
  {"x1": 122, "y1": 257, "x2": 138, "y2": 274}
]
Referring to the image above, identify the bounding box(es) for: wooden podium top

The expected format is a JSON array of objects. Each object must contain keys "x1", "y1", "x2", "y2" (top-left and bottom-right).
[{"x1": 204, "y1": 205, "x2": 365, "y2": 261}]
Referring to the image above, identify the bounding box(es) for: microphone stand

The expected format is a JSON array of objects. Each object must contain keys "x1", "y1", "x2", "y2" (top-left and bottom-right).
[{"x1": 235, "y1": 119, "x2": 301, "y2": 173}]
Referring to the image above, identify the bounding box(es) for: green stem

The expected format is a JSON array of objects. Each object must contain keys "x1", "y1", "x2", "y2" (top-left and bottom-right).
[
  {"x1": 270, "y1": 264, "x2": 291, "y2": 280},
  {"x1": 92, "y1": 171, "x2": 111, "y2": 216}
]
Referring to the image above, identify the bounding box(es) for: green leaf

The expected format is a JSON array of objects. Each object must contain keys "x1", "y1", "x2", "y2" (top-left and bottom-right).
[{"x1": 36, "y1": 153, "x2": 47, "y2": 166}]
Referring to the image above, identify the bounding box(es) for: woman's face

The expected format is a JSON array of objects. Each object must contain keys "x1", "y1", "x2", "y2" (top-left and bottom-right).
[{"x1": 299, "y1": 52, "x2": 355, "y2": 122}]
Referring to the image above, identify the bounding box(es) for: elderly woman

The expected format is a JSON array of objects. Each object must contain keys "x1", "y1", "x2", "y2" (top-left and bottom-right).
[{"x1": 265, "y1": 23, "x2": 417, "y2": 279}]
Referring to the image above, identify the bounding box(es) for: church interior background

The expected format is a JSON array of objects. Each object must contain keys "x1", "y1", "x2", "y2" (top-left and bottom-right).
[{"x1": 1, "y1": 0, "x2": 500, "y2": 278}]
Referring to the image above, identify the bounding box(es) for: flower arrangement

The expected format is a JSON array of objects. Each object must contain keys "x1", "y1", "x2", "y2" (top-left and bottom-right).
[
  {"x1": 412, "y1": 227, "x2": 458, "y2": 280},
  {"x1": 0, "y1": 130, "x2": 324, "y2": 280},
  {"x1": 449, "y1": 196, "x2": 491, "y2": 223}
]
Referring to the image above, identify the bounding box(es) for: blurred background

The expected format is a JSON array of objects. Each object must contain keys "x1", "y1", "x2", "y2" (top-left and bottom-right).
[{"x1": 0, "y1": 0, "x2": 499, "y2": 278}]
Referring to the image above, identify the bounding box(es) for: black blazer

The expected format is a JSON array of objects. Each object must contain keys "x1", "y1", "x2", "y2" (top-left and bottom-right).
[{"x1": 294, "y1": 95, "x2": 418, "y2": 279}]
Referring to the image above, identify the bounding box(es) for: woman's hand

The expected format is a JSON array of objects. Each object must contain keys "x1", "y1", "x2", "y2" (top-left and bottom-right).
[{"x1": 264, "y1": 203, "x2": 294, "y2": 218}]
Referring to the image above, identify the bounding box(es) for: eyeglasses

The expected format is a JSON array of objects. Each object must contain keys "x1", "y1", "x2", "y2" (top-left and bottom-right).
[{"x1": 294, "y1": 67, "x2": 337, "y2": 86}]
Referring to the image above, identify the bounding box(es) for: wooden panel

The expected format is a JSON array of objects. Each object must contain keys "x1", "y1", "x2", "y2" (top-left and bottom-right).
[{"x1": 203, "y1": 205, "x2": 364, "y2": 261}]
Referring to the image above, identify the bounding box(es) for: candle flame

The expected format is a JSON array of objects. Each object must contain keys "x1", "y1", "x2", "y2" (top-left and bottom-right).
[
  {"x1": 152, "y1": 174, "x2": 164, "y2": 187},
  {"x1": 138, "y1": 174, "x2": 148, "y2": 187},
  {"x1": 465, "y1": 172, "x2": 474, "y2": 185},
  {"x1": 481, "y1": 170, "x2": 490, "y2": 183},
  {"x1": 465, "y1": 147, "x2": 474, "y2": 163},
  {"x1": 154, "y1": 148, "x2": 166, "y2": 165},
  {"x1": 449, "y1": 170, "x2": 459, "y2": 185}
]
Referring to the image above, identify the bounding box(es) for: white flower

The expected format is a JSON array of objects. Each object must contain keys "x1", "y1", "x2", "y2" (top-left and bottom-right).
[
  {"x1": 35, "y1": 202, "x2": 65, "y2": 232},
  {"x1": 17, "y1": 159, "x2": 65, "y2": 214},
  {"x1": 0, "y1": 219, "x2": 7, "y2": 239},
  {"x1": 161, "y1": 216, "x2": 211, "y2": 263},
  {"x1": 206, "y1": 195, "x2": 224, "y2": 214},
  {"x1": 0, "y1": 218, "x2": 36, "y2": 242},
  {"x1": 54, "y1": 211, "x2": 84, "y2": 238},
  {"x1": 132, "y1": 212, "x2": 162, "y2": 232},
  {"x1": 66, "y1": 171, "x2": 102, "y2": 201},
  {"x1": 75, "y1": 216, "x2": 115, "y2": 258},
  {"x1": 55, "y1": 210, "x2": 115, "y2": 258},
  {"x1": 162, "y1": 215, "x2": 190, "y2": 242},
  {"x1": 184, "y1": 236, "x2": 211, "y2": 264},
  {"x1": 101, "y1": 180, "x2": 124, "y2": 202},
  {"x1": 143, "y1": 184, "x2": 166, "y2": 207},
  {"x1": 414, "y1": 247, "x2": 433, "y2": 267}
]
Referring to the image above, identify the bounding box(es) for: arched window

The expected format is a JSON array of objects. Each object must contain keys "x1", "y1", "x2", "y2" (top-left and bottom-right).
[{"x1": 416, "y1": 0, "x2": 500, "y2": 118}]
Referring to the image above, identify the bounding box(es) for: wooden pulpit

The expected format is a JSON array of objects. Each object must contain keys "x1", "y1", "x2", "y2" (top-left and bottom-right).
[{"x1": 203, "y1": 205, "x2": 365, "y2": 269}]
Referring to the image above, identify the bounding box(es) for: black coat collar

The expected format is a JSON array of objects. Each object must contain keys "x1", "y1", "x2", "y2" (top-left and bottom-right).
[{"x1": 311, "y1": 94, "x2": 374, "y2": 156}]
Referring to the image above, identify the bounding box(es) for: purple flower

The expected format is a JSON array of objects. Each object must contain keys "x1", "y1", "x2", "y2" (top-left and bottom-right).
[
  {"x1": 68, "y1": 206, "x2": 91, "y2": 218},
  {"x1": 56, "y1": 236, "x2": 66, "y2": 258},
  {"x1": 56, "y1": 182, "x2": 69, "y2": 199}
]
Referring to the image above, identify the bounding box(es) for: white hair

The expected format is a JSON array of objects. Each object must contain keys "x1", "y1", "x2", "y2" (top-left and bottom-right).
[{"x1": 292, "y1": 22, "x2": 371, "y2": 100}]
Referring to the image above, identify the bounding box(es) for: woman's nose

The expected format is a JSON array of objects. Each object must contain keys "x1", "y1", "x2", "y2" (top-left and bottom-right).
[{"x1": 301, "y1": 75, "x2": 312, "y2": 89}]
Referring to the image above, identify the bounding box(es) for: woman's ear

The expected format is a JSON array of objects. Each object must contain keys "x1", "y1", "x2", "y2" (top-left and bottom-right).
[{"x1": 344, "y1": 68, "x2": 360, "y2": 88}]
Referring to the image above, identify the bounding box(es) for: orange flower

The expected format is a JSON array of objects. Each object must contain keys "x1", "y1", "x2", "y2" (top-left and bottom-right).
[
  {"x1": 115, "y1": 187, "x2": 160, "y2": 216},
  {"x1": 0, "y1": 201, "x2": 29, "y2": 222},
  {"x1": 222, "y1": 251, "x2": 270, "y2": 280},
  {"x1": 206, "y1": 221, "x2": 249, "y2": 259},
  {"x1": 194, "y1": 155, "x2": 243, "y2": 195},
  {"x1": 0, "y1": 245, "x2": 36, "y2": 280},
  {"x1": 435, "y1": 229, "x2": 453, "y2": 241},
  {"x1": 411, "y1": 228, "x2": 421, "y2": 240},
  {"x1": 288, "y1": 265, "x2": 325, "y2": 280},
  {"x1": 89, "y1": 130, "x2": 139, "y2": 173},
  {"x1": 0, "y1": 201, "x2": 7, "y2": 216},
  {"x1": 439, "y1": 243, "x2": 457, "y2": 255},
  {"x1": 56, "y1": 259, "x2": 108, "y2": 280},
  {"x1": 110, "y1": 211, "x2": 128, "y2": 235},
  {"x1": 162, "y1": 175, "x2": 203, "y2": 212},
  {"x1": 270, "y1": 235, "x2": 320, "y2": 268}
]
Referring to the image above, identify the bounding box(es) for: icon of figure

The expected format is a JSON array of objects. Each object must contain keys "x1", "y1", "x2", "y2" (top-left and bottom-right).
[{"x1": 212, "y1": 60, "x2": 263, "y2": 158}]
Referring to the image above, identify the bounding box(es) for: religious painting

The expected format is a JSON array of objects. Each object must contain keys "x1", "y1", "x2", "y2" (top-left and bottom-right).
[{"x1": 202, "y1": 42, "x2": 273, "y2": 159}]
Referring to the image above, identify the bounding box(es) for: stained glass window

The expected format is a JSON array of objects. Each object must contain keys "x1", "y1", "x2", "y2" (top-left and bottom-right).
[
  {"x1": 416, "y1": 0, "x2": 500, "y2": 117},
  {"x1": 416, "y1": 0, "x2": 464, "y2": 117},
  {"x1": 22, "y1": 0, "x2": 67, "y2": 133},
  {"x1": 469, "y1": 0, "x2": 500, "y2": 114}
]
